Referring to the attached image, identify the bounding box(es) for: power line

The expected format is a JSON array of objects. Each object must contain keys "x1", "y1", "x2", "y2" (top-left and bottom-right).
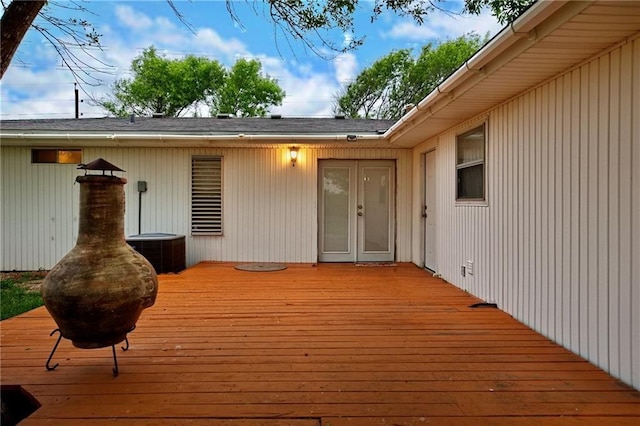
[
  {"x1": 0, "y1": 82, "x2": 79, "y2": 87},
  {"x1": 0, "y1": 112, "x2": 104, "y2": 117}
]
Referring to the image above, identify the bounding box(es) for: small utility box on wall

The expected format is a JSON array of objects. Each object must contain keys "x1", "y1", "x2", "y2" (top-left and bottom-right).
[{"x1": 126, "y1": 233, "x2": 185, "y2": 274}]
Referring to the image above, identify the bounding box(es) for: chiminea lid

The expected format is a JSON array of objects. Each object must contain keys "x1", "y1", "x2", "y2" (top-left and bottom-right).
[{"x1": 78, "y1": 158, "x2": 125, "y2": 175}]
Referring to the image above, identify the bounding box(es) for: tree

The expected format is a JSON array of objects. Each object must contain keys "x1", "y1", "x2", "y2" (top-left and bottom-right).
[
  {"x1": 335, "y1": 33, "x2": 485, "y2": 120},
  {"x1": 99, "y1": 47, "x2": 226, "y2": 117},
  {"x1": 212, "y1": 59, "x2": 285, "y2": 117},
  {"x1": 0, "y1": 1, "x2": 45, "y2": 78},
  {"x1": 2, "y1": 0, "x2": 535, "y2": 81},
  {"x1": 335, "y1": 50, "x2": 413, "y2": 119},
  {"x1": 1, "y1": 1, "x2": 103, "y2": 82},
  {"x1": 392, "y1": 33, "x2": 486, "y2": 116},
  {"x1": 99, "y1": 48, "x2": 284, "y2": 118},
  {"x1": 464, "y1": 0, "x2": 535, "y2": 25}
]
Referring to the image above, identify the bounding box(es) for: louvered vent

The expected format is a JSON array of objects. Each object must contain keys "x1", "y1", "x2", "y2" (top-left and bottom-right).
[{"x1": 191, "y1": 156, "x2": 223, "y2": 235}]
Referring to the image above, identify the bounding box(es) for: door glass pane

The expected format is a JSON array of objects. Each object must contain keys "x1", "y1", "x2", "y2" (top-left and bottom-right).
[
  {"x1": 323, "y1": 167, "x2": 350, "y2": 252},
  {"x1": 362, "y1": 167, "x2": 389, "y2": 252}
]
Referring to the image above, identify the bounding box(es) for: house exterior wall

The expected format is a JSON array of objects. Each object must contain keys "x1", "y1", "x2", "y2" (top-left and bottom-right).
[
  {"x1": 1, "y1": 145, "x2": 412, "y2": 270},
  {"x1": 1, "y1": 150, "x2": 80, "y2": 270},
  {"x1": 412, "y1": 37, "x2": 639, "y2": 389}
]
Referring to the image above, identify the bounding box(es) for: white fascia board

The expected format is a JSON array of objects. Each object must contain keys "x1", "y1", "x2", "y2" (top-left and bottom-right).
[{"x1": 0, "y1": 132, "x2": 386, "y2": 147}]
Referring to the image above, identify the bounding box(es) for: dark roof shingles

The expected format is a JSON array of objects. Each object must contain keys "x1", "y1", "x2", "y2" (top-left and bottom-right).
[{"x1": 0, "y1": 117, "x2": 396, "y2": 135}]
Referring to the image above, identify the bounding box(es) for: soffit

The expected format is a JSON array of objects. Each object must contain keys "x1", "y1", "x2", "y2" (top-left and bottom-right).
[{"x1": 389, "y1": 1, "x2": 640, "y2": 148}]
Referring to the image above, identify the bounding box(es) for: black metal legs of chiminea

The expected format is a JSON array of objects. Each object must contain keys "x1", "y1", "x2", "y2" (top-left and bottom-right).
[{"x1": 45, "y1": 326, "x2": 136, "y2": 377}]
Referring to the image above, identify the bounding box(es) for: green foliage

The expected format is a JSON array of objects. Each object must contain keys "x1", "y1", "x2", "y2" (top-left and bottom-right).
[
  {"x1": 239, "y1": 0, "x2": 531, "y2": 57},
  {"x1": 100, "y1": 47, "x2": 226, "y2": 117},
  {"x1": 336, "y1": 33, "x2": 486, "y2": 119},
  {"x1": 100, "y1": 48, "x2": 285, "y2": 118},
  {"x1": 336, "y1": 50, "x2": 413, "y2": 119},
  {"x1": 464, "y1": 0, "x2": 535, "y2": 25},
  {"x1": 1, "y1": 272, "x2": 47, "y2": 320},
  {"x1": 211, "y1": 59, "x2": 285, "y2": 117},
  {"x1": 249, "y1": 0, "x2": 438, "y2": 56}
]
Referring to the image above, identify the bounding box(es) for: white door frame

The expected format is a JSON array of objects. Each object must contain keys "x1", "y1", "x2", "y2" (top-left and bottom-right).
[
  {"x1": 318, "y1": 159, "x2": 395, "y2": 263},
  {"x1": 424, "y1": 150, "x2": 437, "y2": 271}
]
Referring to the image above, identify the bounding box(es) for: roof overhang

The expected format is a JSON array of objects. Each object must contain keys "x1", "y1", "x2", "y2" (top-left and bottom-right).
[
  {"x1": 0, "y1": 132, "x2": 389, "y2": 148},
  {"x1": 385, "y1": 0, "x2": 640, "y2": 147}
]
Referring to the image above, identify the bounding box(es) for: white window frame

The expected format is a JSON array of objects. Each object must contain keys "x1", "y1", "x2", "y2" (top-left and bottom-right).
[
  {"x1": 191, "y1": 156, "x2": 223, "y2": 235},
  {"x1": 455, "y1": 123, "x2": 486, "y2": 204}
]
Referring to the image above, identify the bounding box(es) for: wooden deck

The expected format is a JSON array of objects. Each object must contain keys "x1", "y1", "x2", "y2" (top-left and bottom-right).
[{"x1": 1, "y1": 262, "x2": 639, "y2": 425}]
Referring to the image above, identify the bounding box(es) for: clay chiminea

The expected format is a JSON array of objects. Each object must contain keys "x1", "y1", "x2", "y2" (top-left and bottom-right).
[{"x1": 41, "y1": 159, "x2": 158, "y2": 351}]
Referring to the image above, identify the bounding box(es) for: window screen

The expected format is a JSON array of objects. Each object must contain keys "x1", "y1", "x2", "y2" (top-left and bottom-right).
[{"x1": 191, "y1": 156, "x2": 223, "y2": 235}]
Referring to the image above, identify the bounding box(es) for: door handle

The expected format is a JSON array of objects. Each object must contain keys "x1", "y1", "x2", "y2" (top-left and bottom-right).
[
  {"x1": 357, "y1": 212, "x2": 363, "y2": 217},
  {"x1": 422, "y1": 213, "x2": 427, "y2": 218}
]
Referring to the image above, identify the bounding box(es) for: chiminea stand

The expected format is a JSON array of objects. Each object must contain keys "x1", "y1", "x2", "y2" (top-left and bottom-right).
[{"x1": 45, "y1": 326, "x2": 135, "y2": 377}]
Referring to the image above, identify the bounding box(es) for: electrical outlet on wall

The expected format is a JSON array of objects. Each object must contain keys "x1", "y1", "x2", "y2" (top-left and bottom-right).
[
  {"x1": 467, "y1": 260, "x2": 474, "y2": 275},
  {"x1": 461, "y1": 265, "x2": 466, "y2": 277}
]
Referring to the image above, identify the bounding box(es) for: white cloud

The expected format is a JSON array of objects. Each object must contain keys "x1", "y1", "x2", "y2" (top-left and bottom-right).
[
  {"x1": 333, "y1": 53, "x2": 358, "y2": 86},
  {"x1": 114, "y1": 5, "x2": 154, "y2": 31},
  {"x1": 250, "y1": 56, "x2": 340, "y2": 117},
  {"x1": 192, "y1": 28, "x2": 249, "y2": 62},
  {"x1": 343, "y1": 31, "x2": 353, "y2": 47},
  {"x1": 271, "y1": 73, "x2": 338, "y2": 117},
  {"x1": 386, "y1": 9, "x2": 503, "y2": 42}
]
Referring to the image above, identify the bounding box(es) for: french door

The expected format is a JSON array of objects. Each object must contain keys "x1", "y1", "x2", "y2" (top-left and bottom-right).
[{"x1": 318, "y1": 160, "x2": 395, "y2": 262}]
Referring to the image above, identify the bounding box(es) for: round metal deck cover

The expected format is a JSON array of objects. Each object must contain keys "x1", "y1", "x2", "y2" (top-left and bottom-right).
[{"x1": 234, "y1": 263, "x2": 287, "y2": 272}]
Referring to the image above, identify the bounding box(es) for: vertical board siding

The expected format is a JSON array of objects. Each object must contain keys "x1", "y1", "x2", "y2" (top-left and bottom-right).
[
  {"x1": 411, "y1": 38, "x2": 639, "y2": 389},
  {"x1": 2, "y1": 146, "x2": 411, "y2": 270},
  {"x1": 1, "y1": 148, "x2": 79, "y2": 270}
]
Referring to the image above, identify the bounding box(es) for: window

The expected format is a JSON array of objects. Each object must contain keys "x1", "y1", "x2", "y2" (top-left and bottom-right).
[
  {"x1": 456, "y1": 124, "x2": 485, "y2": 201},
  {"x1": 191, "y1": 156, "x2": 223, "y2": 235},
  {"x1": 32, "y1": 149, "x2": 82, "y2": 164}
]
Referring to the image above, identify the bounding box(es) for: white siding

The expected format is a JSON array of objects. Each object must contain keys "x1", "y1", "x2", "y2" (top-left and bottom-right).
[
  {"x1": 1, "y1": 146, "x2": 411, "y2": 270},
  {"x1": 412, "y1": 38, "x2": 639, "y2": 389},
  {"x1": 1, "y1": 148, "x2": 79, "y2": 270}
]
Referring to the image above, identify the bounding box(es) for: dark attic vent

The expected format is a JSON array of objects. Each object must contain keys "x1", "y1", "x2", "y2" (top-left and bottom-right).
[
  {"x1": 270, "y1": 114, "x2": 282, "y2": 119},
  {"x1": 334, "y1": 114, "x2": 345, "y2": 119},
  {"x1": 217, "y1": 113, "x2": 233, "y2": 119},
  {"x1": 151, "y1": 113, "x2": 164, "y2": 118}
]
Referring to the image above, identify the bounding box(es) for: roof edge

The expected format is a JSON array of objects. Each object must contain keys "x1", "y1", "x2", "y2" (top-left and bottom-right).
[
  {"x1": 0, "y1": 132, "x2": 387, "y2": 147},
  {"x1": 384, "y1": 0, "x2": 593, "y2": 147}
]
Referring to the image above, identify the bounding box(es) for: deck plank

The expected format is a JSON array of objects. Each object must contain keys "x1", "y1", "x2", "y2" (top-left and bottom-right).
[{"x1": 2, "y1": 262, "x2": 639, "y2": 424}]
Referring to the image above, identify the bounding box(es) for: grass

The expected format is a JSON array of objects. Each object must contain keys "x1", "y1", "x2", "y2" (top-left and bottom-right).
[{"x1": 1, "y1": 271, "x2": 47, "y2": 320}]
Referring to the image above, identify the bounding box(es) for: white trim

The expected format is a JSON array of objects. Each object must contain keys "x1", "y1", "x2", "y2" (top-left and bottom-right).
[{"x1": 0, "y1": 133, "x2": 386, "y2": 146}]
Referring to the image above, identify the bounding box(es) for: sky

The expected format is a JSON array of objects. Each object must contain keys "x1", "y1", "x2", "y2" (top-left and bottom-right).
[{"x1": 0, "y1": 0, "x2": 504, "y2": 120}]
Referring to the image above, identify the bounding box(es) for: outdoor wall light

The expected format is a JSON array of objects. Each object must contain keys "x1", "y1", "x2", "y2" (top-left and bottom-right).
[{"x1": 289, "y1": 147, "x2": 299, "y2": 167}]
